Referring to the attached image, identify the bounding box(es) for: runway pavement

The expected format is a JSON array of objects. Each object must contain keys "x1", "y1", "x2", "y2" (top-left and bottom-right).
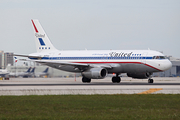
[{"x1": 0, "y1": 77, "x2": 180, "y2": 95}]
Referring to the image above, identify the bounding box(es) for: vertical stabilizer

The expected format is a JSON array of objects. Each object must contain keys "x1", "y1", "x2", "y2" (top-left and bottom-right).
[
  {"x1": 30, "y1": 67, "x2": 35, "y2": 73},
  {"x1": 43, "y1": 67, "x2": 49, "y2": 73},
  {"x1": 31, "y1": 19, "x2": 57, "y2": 52},
  {"x1": 26, "y1": 67, "x2": 31, "y2": 73}
]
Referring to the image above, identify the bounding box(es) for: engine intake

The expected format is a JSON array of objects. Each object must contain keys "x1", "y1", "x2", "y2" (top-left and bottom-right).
[
  {"x1": 82, "y1": 68, "x2": 107, "y2": 79},
  {"x1": 127, "y1": 72, "x2": 152, "y2": 79}
]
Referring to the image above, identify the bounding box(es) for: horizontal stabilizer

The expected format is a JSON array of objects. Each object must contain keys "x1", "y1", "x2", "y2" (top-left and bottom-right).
[{"x1": 14, "y1": 54, "x2": 42, "y2": 59}]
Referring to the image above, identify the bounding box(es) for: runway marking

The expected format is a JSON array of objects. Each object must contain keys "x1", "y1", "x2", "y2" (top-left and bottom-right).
[{"x1": 137, "y1": 88, "x2": 163, "y2": 94}]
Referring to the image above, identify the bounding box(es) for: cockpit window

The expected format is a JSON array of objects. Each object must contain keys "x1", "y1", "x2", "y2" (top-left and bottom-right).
[
  {"x1": 153, "y1": 56, "x2": 166, "y2": 59},
  {"x1": 160, "y1": 56, "x2": 166, "y2": 59}
]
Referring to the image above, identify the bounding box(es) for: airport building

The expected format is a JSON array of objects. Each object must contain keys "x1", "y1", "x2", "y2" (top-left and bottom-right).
[
  {"x1": 4, "y1": 52, "x2": 14, "y2": 68},
  {"x1": 0, "y1": 51, "x2": 4, "y2": 69},
  {"x1": 0, "y1": 51, "x2": 13, "y2": 69},
  {"x1": 7, "y1": 65, "x2": 76, "y2": 78}
]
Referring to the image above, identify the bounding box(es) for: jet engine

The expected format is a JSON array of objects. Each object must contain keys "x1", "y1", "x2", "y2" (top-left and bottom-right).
[
  {"x1": 82, "y1": 68, "x2": 107, "y2": 79},
  {"x1": 127, "y1": 72, "x2": 152, "y2": 79}
]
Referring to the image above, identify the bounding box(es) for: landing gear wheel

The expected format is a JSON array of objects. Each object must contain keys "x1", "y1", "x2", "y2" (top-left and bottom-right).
[
  {"x1": 148, "y1": 79, "x2": 153, "y2": 83},
  {"x1": 82, "y1": 77, "x2": 91, "y2": 83},
  {"x1": 112, "y1": 76, "x2": 121, "y2": 83}
]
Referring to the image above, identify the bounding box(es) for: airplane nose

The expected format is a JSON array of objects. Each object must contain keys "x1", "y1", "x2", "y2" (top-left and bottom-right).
[{"x1": 162, "y1": 60, "x2": 172, "y2": 71}]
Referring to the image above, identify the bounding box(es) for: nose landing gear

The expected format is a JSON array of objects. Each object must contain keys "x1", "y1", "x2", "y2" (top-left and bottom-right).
[{"x1": 148, "y1": 79, "x2": 154, "y2": 83}]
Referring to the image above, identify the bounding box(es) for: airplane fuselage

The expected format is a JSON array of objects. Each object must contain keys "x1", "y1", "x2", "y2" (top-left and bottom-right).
[{"x1": 29, "y1": 49, "x2": 172, "y2": 74}]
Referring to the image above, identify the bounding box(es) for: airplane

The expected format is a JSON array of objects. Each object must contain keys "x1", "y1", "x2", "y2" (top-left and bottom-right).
[
  {"x1": 0, "y1": 67, "x2": 9, "y2": 77},
  {"x1": 15, "y1": 19, "x2": 172, "y2": 83},
  {"x1": 9, "y1": 67, "x2": 33, "y2": 78},
  {"x1": 35, "y1": 67, "x2": 49, "y2": 77},
  {"x1": 29, "y1": 67, "x2": 36, "y2": 77}
]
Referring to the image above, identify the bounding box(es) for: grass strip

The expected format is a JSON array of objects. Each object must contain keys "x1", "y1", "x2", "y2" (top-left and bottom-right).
[{"x1": 0, "y1": 94, "x2": 180, "y2": 120}]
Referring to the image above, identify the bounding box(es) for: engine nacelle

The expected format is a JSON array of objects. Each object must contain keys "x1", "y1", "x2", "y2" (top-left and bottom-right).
[
  {"x1": 127, "y1": 72, "x2": 152, "y2": 79},
  {"x1": 82, "y1": 68, "x2": 107, "y2": 79}
]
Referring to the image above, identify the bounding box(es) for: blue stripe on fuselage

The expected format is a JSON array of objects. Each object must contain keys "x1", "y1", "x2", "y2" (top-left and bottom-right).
[{"x1": 29, "y1": 56, "x2": 154, "y2": 60}]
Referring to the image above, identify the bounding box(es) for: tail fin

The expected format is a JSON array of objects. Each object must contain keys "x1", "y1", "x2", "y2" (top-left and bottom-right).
[
  {"x1": 43, "y1": 67, "x2": 49, "y2": 73},
  {"x1": 26, "y1": 67, "x2": 31, "y2": 73},
  {"x1": 14, "y1": 57, "x2": 18, "y2": 63},
  {"x1": 30, "y1": 67, "x2": 35, "y2": 73},
  {"x1": 31, "y1": 19, "x2": 57, "y2": 52}
]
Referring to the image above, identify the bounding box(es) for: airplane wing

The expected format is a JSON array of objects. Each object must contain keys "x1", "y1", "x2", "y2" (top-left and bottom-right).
[
  {"x1": 14, "y1": 54, "x2": 112, "y2": 71},
  {"x1": 35, "y1": 60, "x2": 89, "y2": 67},
  {"x1": 35, "y1": 60, "x2": 112, "y2": 70},
  {"x1": 14, "y1": 54, "x2": 112, "y2": 70}
]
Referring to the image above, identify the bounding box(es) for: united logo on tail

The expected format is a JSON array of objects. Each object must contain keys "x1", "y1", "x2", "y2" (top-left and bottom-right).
[
  {"x1": 32, "y1": 20, "x2": 46, "y2": 46},
  {"x1": 31, "y1": 19, "x2": 57, "y2": 52}
]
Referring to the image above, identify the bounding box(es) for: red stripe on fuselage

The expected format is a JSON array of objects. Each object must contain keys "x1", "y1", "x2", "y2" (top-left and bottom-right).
[
  {"x1": 73, "y1": 62, "x2": 162, "y2": 71},
  {"x1": 31, "y1": 20, "x2": 38, "y2": 33},
  {"x1": 144, "y1": 63, "x2": 162, "y2": 71}
]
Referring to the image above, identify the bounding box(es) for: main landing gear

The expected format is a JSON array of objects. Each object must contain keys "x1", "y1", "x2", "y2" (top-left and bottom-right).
[
  {"x1": 82, "y1": 77, "x2": 91, "y2": 83},
  {"x1": 112, "y1": 74, "x2": 121, "y2": 83},
  {"x1": 148, "y1": 79, "x2": 154, "y2": 83}
]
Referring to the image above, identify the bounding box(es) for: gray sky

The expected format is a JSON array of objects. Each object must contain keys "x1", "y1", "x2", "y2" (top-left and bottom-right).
[{"x1": 0, "y1": 0, "x2": 180, "y2": 58}]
